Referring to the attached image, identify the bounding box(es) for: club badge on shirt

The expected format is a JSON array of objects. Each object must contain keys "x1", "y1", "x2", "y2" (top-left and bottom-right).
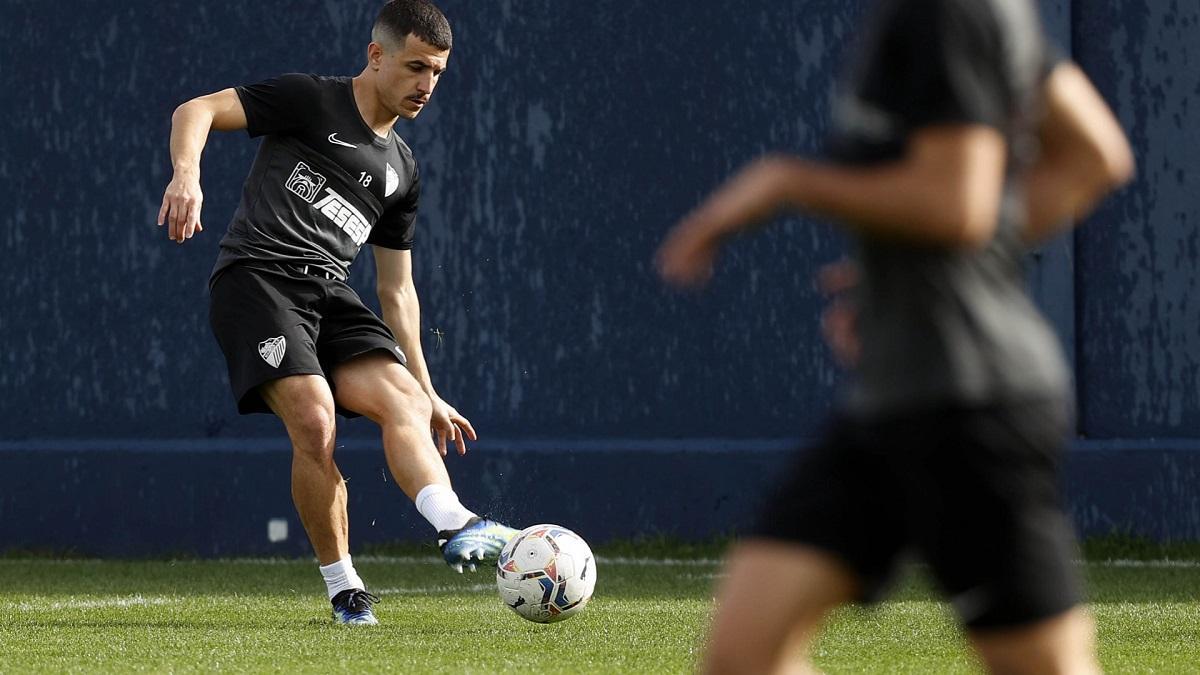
[{"x1": 385, "y1": 163, "x2": 399, "y2": 197}]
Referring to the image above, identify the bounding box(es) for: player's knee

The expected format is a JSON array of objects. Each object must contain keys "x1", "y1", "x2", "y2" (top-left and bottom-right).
[
  {"x1": 380, "y1": 376, "x2": 432, "y2": 427},
  {"x1": 407, "y1": 385, "x2": 433, "y2": 422},
  {"x1": 286, "y1": 405, "x2": 336, "y2": 461}
]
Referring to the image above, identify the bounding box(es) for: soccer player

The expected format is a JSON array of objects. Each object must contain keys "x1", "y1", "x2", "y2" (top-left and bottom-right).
[
  {"x1": 157, "y1": 0, "x2": 516, "y2": 625},
  {"x1": 657, "y1": 0, "x2": 1133, "y2": 672}
]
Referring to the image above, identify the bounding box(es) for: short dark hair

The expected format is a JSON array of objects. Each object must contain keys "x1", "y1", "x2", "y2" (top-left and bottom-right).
[{"x1": 372, "y1": 0, "x2": 452, "y2": 51}]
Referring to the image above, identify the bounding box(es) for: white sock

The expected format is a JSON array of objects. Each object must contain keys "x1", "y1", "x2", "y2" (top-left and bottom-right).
[
  {"x1": 319, "y1": 557, "x2": 366, "y2": 600},
  {"x1": 415, "y1": 484, "x2": 476, "y2": 532}
]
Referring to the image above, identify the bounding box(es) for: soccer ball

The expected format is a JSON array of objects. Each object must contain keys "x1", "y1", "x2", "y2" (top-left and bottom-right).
[{"x1": 496, "y1": 524, "x2": 596, "y2": 623}]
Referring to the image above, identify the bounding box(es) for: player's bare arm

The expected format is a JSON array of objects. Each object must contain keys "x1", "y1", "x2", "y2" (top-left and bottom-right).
[
  {"x1": 1021, "y1": 62, "x2": 1135, "y2": 244},
  {"x1": 658, "y1": 125, "x2": 1006, "y2": 287},
  {"x1": 158, "y1": 88, "x2": 248, "y2": 244},
  {"x1": 374, "y1": 246, "x2": 477, "y2": 456}
]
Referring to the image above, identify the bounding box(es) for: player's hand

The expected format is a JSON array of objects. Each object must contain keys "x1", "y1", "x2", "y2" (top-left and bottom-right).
[
  {"x1": 656, "y1": 217, "x2": 724, "y2": 288},
  {"x1": 430, "y1": 394, "x2": 477, "y2": 457},
  {"x1": 657, "y1": 156, "x2": 788, "y2": 288},
  {"x1": 158, "y1": 168, "x2": 205, "y2": 244},
  {"x1": 818, "y1": 259, "x2": 860, "y2": 368}
]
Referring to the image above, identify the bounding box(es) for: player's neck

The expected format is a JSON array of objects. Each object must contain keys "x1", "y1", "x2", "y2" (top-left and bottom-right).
[{"x1": 351, "y1": 73, "x2": 398, "y2": 139}]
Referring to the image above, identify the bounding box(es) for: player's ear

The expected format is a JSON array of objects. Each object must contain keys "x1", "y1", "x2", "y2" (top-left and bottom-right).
[{"x1": 367, "y1": 42, "x2": 384, "y2": 71}]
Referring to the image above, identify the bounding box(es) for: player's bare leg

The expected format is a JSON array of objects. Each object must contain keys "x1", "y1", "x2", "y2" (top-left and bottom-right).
[
  {"x1": 332, "y1": 350, "x2": 517, "y2": 571},
  {"x1": 332, "y1": 351, "x2": 451, "y2": 498},
  {"x1": 968, "y1": 607, "x2": 1101, "y2": 675},
  {"x1": 260, "y1": 374, "x2": 346, "y2": 565},
  {"x1": 703, "y1": 540, "x2": 859, "y2": 675},
  {"x1": 261, "y1": 373, "x2": 377, "y2": 624}
]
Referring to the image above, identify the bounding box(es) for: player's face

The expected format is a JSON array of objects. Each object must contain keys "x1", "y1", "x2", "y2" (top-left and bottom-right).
[{"x1": 377, "y1": 35, "x2": 449, "y2": 120}]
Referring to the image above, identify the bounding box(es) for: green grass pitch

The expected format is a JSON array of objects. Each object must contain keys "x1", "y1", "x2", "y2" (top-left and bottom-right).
[{"x1": 1, "y1": 545, "x2": 1198, "y2": 673}]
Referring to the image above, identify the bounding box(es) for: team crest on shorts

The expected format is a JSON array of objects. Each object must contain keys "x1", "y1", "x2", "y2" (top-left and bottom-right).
[
  {"x1": 285, "y1": 162, "x2": 327, "y2": 203},
  {"x1": 258, "y1": 336, "x2": 287, "y2": 368}
]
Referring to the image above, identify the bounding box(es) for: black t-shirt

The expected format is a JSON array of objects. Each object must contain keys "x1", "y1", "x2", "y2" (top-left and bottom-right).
[
  {"x1": 211, "y1": 74, "x2": 420, "y2": 284},
  {"x1": 826, "y1": 0, "x2": 1069, "y2": 415}
]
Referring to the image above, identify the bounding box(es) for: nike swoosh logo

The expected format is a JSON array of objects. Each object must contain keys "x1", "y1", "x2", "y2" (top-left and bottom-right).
[{"x1": 327, "y1": 133, "x2": 357, "y2": 148}]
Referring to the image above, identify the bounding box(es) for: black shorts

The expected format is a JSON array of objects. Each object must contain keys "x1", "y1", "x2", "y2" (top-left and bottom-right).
[
  {"x1": 752, "y1": 399, "x2": 1082, "y2": 629},
  {"x1": 208, "y1": 262, "x2": 406, "y2": 415}
]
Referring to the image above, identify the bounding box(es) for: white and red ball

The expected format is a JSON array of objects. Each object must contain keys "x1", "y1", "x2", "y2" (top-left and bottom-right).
[{"x1": 496, "y1": 524, "x2": 596, "y2": 623}]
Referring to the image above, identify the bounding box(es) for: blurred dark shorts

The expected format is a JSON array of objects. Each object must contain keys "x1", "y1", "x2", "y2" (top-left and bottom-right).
[{"x1": 751, "y1": 398, "x2": 1082, "y2": 629}]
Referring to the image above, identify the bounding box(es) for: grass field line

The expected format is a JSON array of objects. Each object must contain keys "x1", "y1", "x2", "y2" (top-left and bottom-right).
[
  {"x1": 10, "y1": 595, "x2": 173, "y2": 611},
  {"x1": 1096, "y1": 559, "x2": 1200, "y2": 568},
  {"x1": 0, "y1": 555, "x2": 728, "y2": 566},
  {"x1": 8, "y1": 592, "x2": 1197, "y2": 615},
  {"x1": 315, "y1": 555, "x2": 725, "y2": 566},
  {"x1": 0, "y1": 555, "x2": 723, "y2": 566},
  {"x1": 2, "y1": 557, "x2": 1198, "y2": 568},
  {"x1": 376, "y1": 583, "x2": 495, "y2": 595}
]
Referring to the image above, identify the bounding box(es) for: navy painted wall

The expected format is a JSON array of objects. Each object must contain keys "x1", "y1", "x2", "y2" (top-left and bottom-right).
[
  {"x1": 2, "y1": 1, "x2": 863, "y2": 440},
  {"x1": 2, "y1": 1, "x2": 1198, "y2": 551},
  {"x1": 1072, "y1": 1, "x2": 1200, "y2": 439},
  {"x1": 5, "y1": 439, "x2": 1200, "y2": 556}
]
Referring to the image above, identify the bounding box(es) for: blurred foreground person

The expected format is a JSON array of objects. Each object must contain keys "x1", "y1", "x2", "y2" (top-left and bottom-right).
[{"x1": 658, "y1": 0, "x2": 1133, "y2": 671}]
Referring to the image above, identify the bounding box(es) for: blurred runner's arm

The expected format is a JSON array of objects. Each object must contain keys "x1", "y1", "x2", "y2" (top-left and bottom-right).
[
  {"x1": 657, "y1": 124, "x2": 1007, "y2": 287},
  {"x1": 158, "y1": 88, "x2": 248, "y2": 244},
  {"x1": 1020, "y1": 62, "x2": 1135, "y2": 244}
]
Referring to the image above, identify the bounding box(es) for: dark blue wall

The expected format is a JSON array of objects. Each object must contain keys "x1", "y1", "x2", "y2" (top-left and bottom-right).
[
  {"x1": 2, "y1": 1, "x2": 1198, "y2": 552},
  {"x1": 8, "y1": 438, "x2": 1200, "y2": 557},
  {"x1": 2, "y1": 0, "x2": 863, "y2": 440},
  {"x1": 1072, "y1": 1, "x2": 1200, "y2": 439}
]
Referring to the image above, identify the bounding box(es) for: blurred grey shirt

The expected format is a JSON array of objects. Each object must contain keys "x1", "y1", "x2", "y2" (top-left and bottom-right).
[{"x1": 825, "y1": 0, "x2": 1070, "y2": 416}]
